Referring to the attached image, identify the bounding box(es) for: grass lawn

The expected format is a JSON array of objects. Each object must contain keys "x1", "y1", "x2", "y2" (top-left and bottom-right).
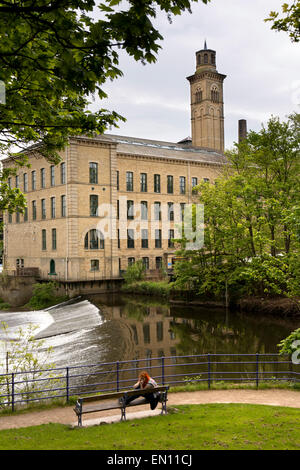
[{"x1": 0, "y1": 404, "x2": 299, "y2": 450}]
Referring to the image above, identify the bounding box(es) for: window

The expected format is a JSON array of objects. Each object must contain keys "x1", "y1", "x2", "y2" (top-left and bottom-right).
[
  {"x1": 141, "y1": 201, "x2": 148, "y2": 220},
  {"x1": 126, "y1": 171, "x2": 133, "y2": 191},
  {"x1": 155, "y1": 229, "x2": 162, "y2": 248},
  {"x1": 203, "y1": 177, "x2": 210, "y2": 183},
  {"x1": 154, "y1": 202, "x2": 161, "y2": 221},
  {"x1": 31, "y1": 171, "x2": 36, "y2": 190},
  {"x1": 50, "y1": 166, "x2": 55, "y2": 186},
  {"x1": 192, "y1": 177, "x2": 198, "y2": 188},
  {"x1": 156, "y1": 256, "x2": 162, "y2": 269},
  {"x1": 24, "y1": 207, "x2": 28, "y2": 222},
  {"x1": 154, "y1": 174, "x2": 160, "y2": 193},
  {"x1": 16, "y1": 212, "x2": 20, "y2": 223},
  {"x1": 127, "y1": 229, "x2": 135, "y2": 249},
  {"x1": 116, "y1": 170, "x2": 119, "y2": 190},
  {"x1": 91, "y1": 259, "x2": 99, "y2": 271},
  {"x1": 211, "y1": 53, "x2": 216, "y2": 65},
  {"x1": 23, "y1": 173, "x2": 28, "y2": 192},
  {"x1": 211, "y1": 86, "x2": 219, "y2": 103},
  {"x1": 168, "y1": 202, "x2": 174, "y2": 221},
  {"x1": 156, "y1": 322, "x2": 163, "y2": 342},
  {"x1": 195, "y1": 89, "x2": 202, "y2": 103},
  {"x1": 180, "y1": 176, "x2": 186, "y2": 194},
  {"x1": 41, "y1": 168, "x2": 45, "y2": 188},
  {"x1": 41, "y1": 199, "x2": 46, "y2": 219},
  {"x1": 8, "y1": 177, "x2": 11, "y2": 188},
  {"x1": 61, "y1": 162, "x2": 66, "y2": 184},
  {"x1": 204, "y1": 53, "x2": 208, "y2": 64},
  {"x1": 42, "y1": 229, "x2": 46, "y2": 250},
  {"x1": 90, "y1": 195, "x2": 98, "y2": 216},
  {"x1": 52, "y1": 228, "x2": 57, "y2": 250},
  {"x1": 89, "y1": 162, "x2": 98, "y2": 184},
  {"x1": 61, "y1": 195, "x2": 66, "y2": 217},
  {"x1": 8, "y1": 213, "x2": 12, "y2": 223},
  {"x1": 142, "y1": 257, "x2": 149, "y2": 270},
  {"x1": 50, "y1": 197, "x2": 56, "y2": 218},
  {"x1": 84, "y1": 229, "x2": 104, "y2": 250},
  {"x1": 128, "y1": 257, "x2": 135, "y2": 266},
  {"x1": 143, "y1": 323, "x2": 150, "y2": 344},
  {"x1": 127, "y1": 200, "x2": 134, "y2": 220},
  {"x1": 141, "y1": 229, "x2": 148, "y2": 248},
  {"x1": 140, "y1": 173, "x2": 147, "y2": 192},
  {"x1": 117, "y1": 229, "x2": 120, "y2": 249},
  {"x1": 167, "y1": 175, "x2": 173, "y2": 194},
  {"x1": 15, "y1": 175, "x2": 19, "y2": 189},
  {"x1": 32, "y1": 200, "x2": 37, "y2": 220},
  {"x1": 168, "y1": 229, "x2": 174, "y2": 248}
]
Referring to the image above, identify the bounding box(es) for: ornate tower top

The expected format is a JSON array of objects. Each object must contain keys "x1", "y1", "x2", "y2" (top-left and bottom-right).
[{"x1": 195, "y1": 41, "x2": 217, "y2": 73}]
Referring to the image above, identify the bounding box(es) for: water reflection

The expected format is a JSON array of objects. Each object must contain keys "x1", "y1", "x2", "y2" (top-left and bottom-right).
[{"x1": 86, "y1": 293, "x2": 300, "y2": 361}]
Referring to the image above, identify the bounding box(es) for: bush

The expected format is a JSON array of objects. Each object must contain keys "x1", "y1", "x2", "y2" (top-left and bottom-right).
[
  {"x1": 121, "y1": 280, "x2": 173, "y2": 298},
  {"x1": 122, "y1": 260, "x2": 146, "y2": 285},
  {"x1": 26, "y1": 282, "x2": 68, "y2": 310},
  {"x1": 0, "y1": 302, "x2": 11, "y2": 310}
]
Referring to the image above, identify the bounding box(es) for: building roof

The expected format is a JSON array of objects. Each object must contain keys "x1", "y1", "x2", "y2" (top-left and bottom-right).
[{"x1": 79, "y1": 133, "x2": 227, "y2": 166}]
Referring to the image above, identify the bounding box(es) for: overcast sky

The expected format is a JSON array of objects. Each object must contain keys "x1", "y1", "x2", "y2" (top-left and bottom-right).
[{"x1": 93, "y1": 0, "x2": 300, "y2": 150}]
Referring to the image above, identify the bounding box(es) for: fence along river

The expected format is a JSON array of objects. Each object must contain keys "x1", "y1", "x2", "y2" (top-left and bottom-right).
[{"x1": 0, "y1": 294, "x2": 299, "y2": 406}]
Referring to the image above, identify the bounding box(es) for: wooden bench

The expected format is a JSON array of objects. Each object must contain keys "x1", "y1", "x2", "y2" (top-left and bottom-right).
[{"x1": 74, "y1": 385, "x2": 169, "y2": 427}]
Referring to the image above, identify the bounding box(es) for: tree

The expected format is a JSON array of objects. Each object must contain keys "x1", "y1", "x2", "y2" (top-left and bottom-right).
[
  {"x1": 266, "y1": 1, "x2": 300, "y2": 42},
  {"x1": 0, "y1": 0, "x2": 210, "y2": 161},
  {"x1": 173, "y1": 114, "x2": 300, "y2": 299},
  {"x1": 0, "y1": 0, "x2": 210, "y2": 212}
]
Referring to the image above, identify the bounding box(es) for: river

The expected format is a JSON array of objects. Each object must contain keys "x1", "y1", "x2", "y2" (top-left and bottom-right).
[{"x1": 0, "y1": 294, "x2": 299, "y2": 390}]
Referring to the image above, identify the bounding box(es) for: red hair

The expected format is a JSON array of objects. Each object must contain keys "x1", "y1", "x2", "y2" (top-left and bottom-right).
[{"x1": 139, "y1": 371, "x2": 150, "y2": 387}]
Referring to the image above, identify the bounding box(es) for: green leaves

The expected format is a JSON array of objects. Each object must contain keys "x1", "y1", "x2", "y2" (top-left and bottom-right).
[
  {"x1": 174, "y1": 114, "x2": 300, "y2": 300},
  {"x1": 265, "y1": 1, "x2": 300, "y2": 42}
]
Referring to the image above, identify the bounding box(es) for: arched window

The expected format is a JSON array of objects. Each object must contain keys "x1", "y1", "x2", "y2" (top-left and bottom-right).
[
  {"x1": 204, "y1": 53, "x2": 208, "y2": 64},
  {"x1": 211, "y1": 53, "x2": 216, "y2": 65},
  {"x1": 197, "y1": 54, "x2": 201, "y2": 66},
  {"x1": 211, "y1": 85, "x2": 219, "y2": 103},
  {"x1": 195, "y1": 88, "x2": 203, "y2": 103},
  {"x1": 84, "y1": 229, "x2": 105, "y2": 250},
  {"x1": 49, "y1": 259, "x2": 56, "y2": 275}
]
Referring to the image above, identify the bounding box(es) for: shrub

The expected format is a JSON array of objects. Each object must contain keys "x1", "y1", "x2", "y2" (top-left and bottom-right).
[
  {"x1": 122, "y1": 261, "x2": 146, "y2": 285},
  {"x1": 26, "y1": 282, "x2": 67, "y2": 310}
]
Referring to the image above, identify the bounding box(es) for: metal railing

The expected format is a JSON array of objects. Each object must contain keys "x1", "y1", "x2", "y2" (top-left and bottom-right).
[{"x1": 0, "y1": 353, "x2": 299, "y2": 412}]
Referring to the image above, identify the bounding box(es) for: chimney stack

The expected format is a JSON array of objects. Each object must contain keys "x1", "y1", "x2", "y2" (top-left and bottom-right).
[{"x1": 238, "y1": 119, "x2": 247, "y2": 144}]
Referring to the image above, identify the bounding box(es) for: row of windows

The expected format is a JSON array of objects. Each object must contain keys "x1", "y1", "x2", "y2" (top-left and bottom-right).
[
  {"x1": 194, "y1": 88, "x2": 220, "y2": 104},
  {"x1": 9, "y1": 163, "x2": 66, "y2": 192},
  {"x1": 8, "y1": 195, "x2": 66, "y2": 223},
  {"x1": 121, "y1": 200, "x2": 185, "y2": 222},
  {"x1": 84, "y1": 229, "x2": 174, "y2": 251},
  {"x1": 9, "y1": 161, "x2": 210, "y2": 195},
  {"x1": 120, "y1": 173, "x2": 208, "y2": 194},
  {"x1": 89, "y1": 256, "x2": 164, "y2": 273},
  {"x1": 197, "y1": 52, "x2": 216, "y2": 66}
]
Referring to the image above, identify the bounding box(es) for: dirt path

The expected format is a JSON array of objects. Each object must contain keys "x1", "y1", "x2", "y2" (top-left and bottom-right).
[{"x1": 0, "y1": 389, "x2": 299, "y2": 430}]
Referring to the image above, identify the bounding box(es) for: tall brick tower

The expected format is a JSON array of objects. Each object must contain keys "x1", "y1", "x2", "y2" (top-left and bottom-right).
[{"x1": 187, "y1": 41, "x2": 226, "y2": 152}]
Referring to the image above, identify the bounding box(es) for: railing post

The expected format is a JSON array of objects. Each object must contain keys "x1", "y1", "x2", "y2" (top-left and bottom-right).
[
  {"x1": 207, "y1": 354, "x2": 211, "y2": 389},
  {"x1": 116, "y1": 361, "x2": 120, "y2": 392},
  {"x1": 11, "y1": 373, "x2": 15, "y2": 412},
  {"x1": 161, "y1": 357, "x2": 165, "y2": 385},
  {"x1": 66, "y1": 367, "x2": 70, "y2": 403},
  {"x1": 256, "y1": 353, "x2": 259, "y2": 388}
]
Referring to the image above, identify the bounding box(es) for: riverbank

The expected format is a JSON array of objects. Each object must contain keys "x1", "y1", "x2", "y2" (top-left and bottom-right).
[{"x1": 121, "y1": 280, "x2": 300, "y2": 317}]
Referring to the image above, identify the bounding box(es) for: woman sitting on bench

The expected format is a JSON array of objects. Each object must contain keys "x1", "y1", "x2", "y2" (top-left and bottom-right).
[{"x1": 124, "y1": 371, "x2": 160, "y2": 410}]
